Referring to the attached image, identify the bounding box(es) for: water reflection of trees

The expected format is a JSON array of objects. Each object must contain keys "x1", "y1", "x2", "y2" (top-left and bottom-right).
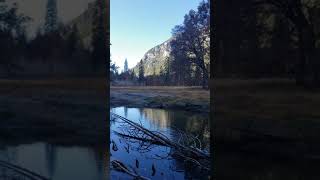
[
  {"x1": 92, "y1": 146, "x2": 108, "y2": 179},
  {"x1": 124, "y1": 107, "x2": 128, "y2": 118},
  {"x1": 141, "y1": 109, "x2": 171, "y2": 129},
  {"x1": 140, "y1": 108, "x2": 210, "y2": 150},
  {"x1": 45, "y1": 144, "x2": 56, "y2": 179}
]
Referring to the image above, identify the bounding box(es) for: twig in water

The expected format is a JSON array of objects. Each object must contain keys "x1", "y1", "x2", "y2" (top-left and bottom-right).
[{"x1": 111, "y1": 160, "x2": 150, "y2": 180}]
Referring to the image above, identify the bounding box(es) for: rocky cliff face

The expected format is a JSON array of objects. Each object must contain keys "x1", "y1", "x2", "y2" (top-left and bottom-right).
[
  {"x1": 133, "y1": 38, "x2": 173, "y2": 76},
  {"x1": 67, "y1": 2, "x2": 95, "y2": 48},
  {"x1": 68, "y1": 1, "x2": 109, "y2": 49}
]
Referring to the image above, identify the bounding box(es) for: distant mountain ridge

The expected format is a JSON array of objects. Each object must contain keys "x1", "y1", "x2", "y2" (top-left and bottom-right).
[{"x1": 132, "y1": 37, "x2": 174, "y2": 76}]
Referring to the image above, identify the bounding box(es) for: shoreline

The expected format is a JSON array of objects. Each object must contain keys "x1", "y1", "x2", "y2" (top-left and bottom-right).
[
  {"x1": 2, "y1": 78, "x2": 320, "y2": 160},
  {"x1": 0, "y1": 78, "x2": 107, "y2": 146},
  {"x1": 111, "y1": 80, "x2": 320, "y2": 160}
]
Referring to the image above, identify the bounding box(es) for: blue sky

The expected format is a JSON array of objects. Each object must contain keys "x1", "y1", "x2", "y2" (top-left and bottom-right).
[{"x1": 111, "y1": 0, "x2": 204, "y2": 71}]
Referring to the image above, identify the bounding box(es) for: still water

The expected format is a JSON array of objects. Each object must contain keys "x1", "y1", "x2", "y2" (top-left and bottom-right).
[
  {"x1": 0, "y1": 143, "x2": 107, "y2": 180},
  {"x1": 0, "y1": 107, "x2": 210, "y2": 180},
  {"x1": 110, "y1": 107, "x2": 210, "y2": 180}
]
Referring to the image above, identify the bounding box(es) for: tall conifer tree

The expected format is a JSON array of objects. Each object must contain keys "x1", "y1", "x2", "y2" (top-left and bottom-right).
[
  {"x1": 91, "y1": 0, "x2": 108, "y2": 72},
  {"x1": 44, "y1": 0, "x2": 58, "y2": 33},
  {"x1": 124, "y1": 58, "x2": 128, "y2": 72}
]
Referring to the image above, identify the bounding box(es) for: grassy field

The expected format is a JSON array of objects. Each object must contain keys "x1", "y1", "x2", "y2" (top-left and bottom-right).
[
  {"x1": 0, "y1": 78, "x2": 108, "y2": 145},
  {"x1": 215, "y1": 79, "x2": 320, "y2": 120},
  {"x1": 110, "y1": 86, "x2": 210, "y2": 112},
  {"x1": 214, "y1": 78, "x2": 320, "y2": 159},
  {"x1": 0, "y1": 78, "x2": 107, "y2": 91}
]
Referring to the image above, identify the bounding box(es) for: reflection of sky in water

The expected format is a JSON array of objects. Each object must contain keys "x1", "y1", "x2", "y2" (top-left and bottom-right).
[
  {"x1": 0, "y1": 143, "x2": 107, "y2": 180},
  {"x1": 110, "y1": 107, "x2": 210, "y2": 179}
]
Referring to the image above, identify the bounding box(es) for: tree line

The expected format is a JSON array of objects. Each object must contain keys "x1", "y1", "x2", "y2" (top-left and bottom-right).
[
  {"x1": 215, "y1": 0, "x2": 320, "y2": 88},
  {"x1": 0, "y1": 0, "x2": 108, "y2": 77}
]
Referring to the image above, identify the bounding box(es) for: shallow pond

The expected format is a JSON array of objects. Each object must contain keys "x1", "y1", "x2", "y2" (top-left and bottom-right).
[
  {"x1": 110, "y1": 107, "x2": 210, "y2": 179},
  {"x1": 0, "y1": 142, "x2": 107, "y2": 180}
]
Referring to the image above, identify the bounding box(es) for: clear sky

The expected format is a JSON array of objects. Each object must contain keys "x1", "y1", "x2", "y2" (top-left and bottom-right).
[{"x1": 111, "y1": 0, "x2": 204, "y2": 71}]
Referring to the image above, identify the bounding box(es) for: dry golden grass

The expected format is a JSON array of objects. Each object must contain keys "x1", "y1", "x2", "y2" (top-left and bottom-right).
[
  {"x1": 0, "y1": 78, "x2": 108, "y2": 95},
  {"x1": 214, "y1": 78, "x2": 320, "y2": 141},
  {"x1": 111, "y1": 86, "x2": 210, "y2": 103},
  {"x1": 214, "y1": 78, "x2": 320, "y2": 120}
]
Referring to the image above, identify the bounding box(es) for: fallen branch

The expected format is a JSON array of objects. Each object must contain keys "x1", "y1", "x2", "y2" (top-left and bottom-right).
[
  {"x1": 111, "y1": 160, "x2": 150, "y2": 180},
  {"x1": 111, "y1": 112, "x2": 211, "y2": 170},
  {"x1": 114, "y1": 131, "x2": 164, "y2": 145}
]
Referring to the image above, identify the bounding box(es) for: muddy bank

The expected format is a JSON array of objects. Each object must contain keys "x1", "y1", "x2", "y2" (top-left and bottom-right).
[
  {"x1": 0, "y1": 79, "x2": 107, "y2": 146},
  {"x1": 110, "y1": 86, "x2": 210, "y2": 113}
]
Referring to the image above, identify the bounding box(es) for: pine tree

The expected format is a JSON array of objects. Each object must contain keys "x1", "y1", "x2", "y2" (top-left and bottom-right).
[
  {"x1": 66, "y1": 25, "x2": 80, "y2": 57},
  {"x1": 44, "y1": 0, "x2": 58, "y2": 34},
  {"x1": 91, "y1": 0, "x2": 108, "y2": 73},
  {"x1": 159, "y1": 66, "x2": 165, "y2": 85},
  {"x1": 130, "y1": 69, "x2": 135, "y2": 81},
  {"x1": 271, "y1": 14, "x2": 291, "y2": 76},
  {"x1": 194, "y1": 66, "x2": 202, "y2": 86},
  {"x1": 0, "y1": 2, "x2": 30, "y2": 73},
  {"x1": 164, "y1": 57, "x2": 170, "y2": 85},
  {"x1": 138, "y1": 59, "x2": 145, "y2": 83},
  {"x1": 124, "y1": 58, "x2": 128, "y2": 72}
]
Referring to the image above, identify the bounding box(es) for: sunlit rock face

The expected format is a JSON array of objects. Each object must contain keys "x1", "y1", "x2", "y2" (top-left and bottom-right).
[
  {"x1": 133, "y1": 38, "x2": 174, "y2": 77},
  {"x1": 68, "y1": 1, "x2": 110, "y2": 49}
]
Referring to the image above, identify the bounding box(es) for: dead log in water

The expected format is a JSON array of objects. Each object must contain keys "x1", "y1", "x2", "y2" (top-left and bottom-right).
[{"x1": 111, "y1": 112, "x2": 210, "y2": 170}]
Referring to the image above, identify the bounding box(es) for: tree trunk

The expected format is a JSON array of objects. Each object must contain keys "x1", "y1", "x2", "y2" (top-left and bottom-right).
[
  {"x1": 295, "y1": 25, "x2": 318, "y2": 88},
  {"x1": 201, "y1": 64, "x2": 209, "y2": 89},
  {"x1": 295, "y1": 28, "x2": 307, "y2": 86}
]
